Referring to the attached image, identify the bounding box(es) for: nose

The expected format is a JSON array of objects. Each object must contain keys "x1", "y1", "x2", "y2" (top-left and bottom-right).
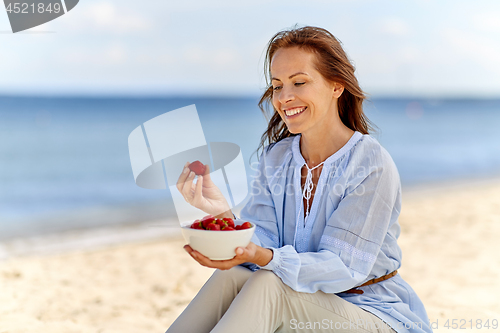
[{"x1": 277, "y1": 85, "x2": 295, "y2": 105}]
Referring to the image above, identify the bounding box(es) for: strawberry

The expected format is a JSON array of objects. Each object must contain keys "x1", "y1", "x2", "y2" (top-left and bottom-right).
[
  {"x1": 222, "y1": 218, "x2": 234, "y2": 228},
  {"x1": 207, "y1": 223, "x2": 221, "y2": 231},
  {"x1": 216, "y1": 218, "x2": 226, "y2": 227},
  {"x1": 221, "y1": 226, "x2": 235, "y2": 231},
  {"x1": 202, "y1": 218, "x2": 217, "y2": 229},
  {"x1": 190, "y1": 220, "x2": 203, "y2": 229},
  {"x1": 240, "y1": 222, "x2": 252, "y2": 230},
  {"x1": 235, "y1": 225, "x2": 242, "y2": 230},
  {"x1": 188, "y1": 161, "x2": 206, "y2": 175}
]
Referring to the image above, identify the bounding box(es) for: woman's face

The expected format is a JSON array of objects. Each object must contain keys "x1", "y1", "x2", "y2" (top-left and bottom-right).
[{"x1": 270, "y1": 46, "x2": 343, "y2": 137}]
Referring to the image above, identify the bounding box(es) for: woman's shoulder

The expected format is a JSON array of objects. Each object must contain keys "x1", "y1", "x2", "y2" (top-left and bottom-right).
[
  {"x1": 261, "y1": 136, "x2": 296, "y2": 162},
  {"x1": 349, "y1": 133, "x2": 400, "y2": 179},
  {"x1": 352, "y1": 134, "x2": 393, "y2": 162}
]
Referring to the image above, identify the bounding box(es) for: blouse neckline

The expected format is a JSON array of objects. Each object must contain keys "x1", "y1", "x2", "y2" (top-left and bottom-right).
[{"x1": 291, "y1": 131, "x2": 363, "y2": 167}]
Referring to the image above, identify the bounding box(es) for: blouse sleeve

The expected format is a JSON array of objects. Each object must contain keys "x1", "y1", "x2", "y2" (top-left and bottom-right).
[
  {"x1": 259, "y1": 148, "x2": 401, "y2": 293},
  {"x1": 237, "y1": 148, "x2": 282, "y2": 271}
]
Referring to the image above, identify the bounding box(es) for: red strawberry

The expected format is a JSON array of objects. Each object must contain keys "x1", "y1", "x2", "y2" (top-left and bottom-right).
[
  {"x1": 188, "y1": 161, "x2": 206, "y2": 175},
  {"x1": 190, "y1": 220, "x2": 203, "y2": 229},
  {"x1": 202, "y1": 218, "x2": 217, "y2": 229},
  {"x1": 216, "y1": 218, "x2": 226, "y2": 227},
  {"x1": 222, "y1": 218, "x2": 234, "y2": 228},
  {"x1": 221, "y1": 226, "x2": 235, "y2": 231},
  {"x1": 240, "y1": 222, "x2": 252, "y2": 230},
  {"x1": 207, "y1": 223, "x2": 221, "y2": 231},
  {"x1": 235, "y1": 225, "x2": 242, "y2": 230}
]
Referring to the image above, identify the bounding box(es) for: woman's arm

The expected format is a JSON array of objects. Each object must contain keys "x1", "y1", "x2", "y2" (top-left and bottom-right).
[
  {"x1": 260, "y1": 149, "x2": 401, "y2": 293},
  {"x1": 235, "y1": 148, "x2": 286, "y2": 271},
  {"x1": 177, "y1": 151, "x2": 278, "y2": 270}
]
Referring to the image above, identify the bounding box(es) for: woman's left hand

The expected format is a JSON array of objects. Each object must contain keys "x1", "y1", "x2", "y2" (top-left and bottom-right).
[{"x1": 183, "y1": 242, "x2": 272, "y2": 270}]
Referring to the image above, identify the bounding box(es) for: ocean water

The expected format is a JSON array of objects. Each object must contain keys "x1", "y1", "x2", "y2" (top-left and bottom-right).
[{"x1": 1, "y1": 96, "x2": 499, "y2": 239}]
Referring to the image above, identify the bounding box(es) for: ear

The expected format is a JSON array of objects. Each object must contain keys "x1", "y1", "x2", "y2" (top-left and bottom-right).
[{"x1": 332, "y1": 82, "x2": 344, "y2": 98}]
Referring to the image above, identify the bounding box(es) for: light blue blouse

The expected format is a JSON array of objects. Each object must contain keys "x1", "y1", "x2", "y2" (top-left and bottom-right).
[{"x1": 238, "y1": 131, "x2": 432, "y2": 333}]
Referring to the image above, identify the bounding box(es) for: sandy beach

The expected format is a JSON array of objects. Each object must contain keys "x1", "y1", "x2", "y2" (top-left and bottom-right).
[{"x1": 1, "y1": 177, "x2": 500, "y2": 332}]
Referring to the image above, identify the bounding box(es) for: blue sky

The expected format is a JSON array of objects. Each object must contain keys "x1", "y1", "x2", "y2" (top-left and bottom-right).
[{"x1": 1, "y1": 0, "x2": 499, "y2": 97}]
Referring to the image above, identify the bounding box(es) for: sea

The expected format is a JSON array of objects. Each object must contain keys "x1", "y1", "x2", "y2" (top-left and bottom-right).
[{"x1": 1, "y1": 96, "x2": 499, "y2": 240}]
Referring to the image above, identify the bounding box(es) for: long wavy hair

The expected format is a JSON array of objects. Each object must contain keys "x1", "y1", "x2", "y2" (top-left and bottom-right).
[{"x1": 256, "y1": 25, "x2": 376, "y2": 158}]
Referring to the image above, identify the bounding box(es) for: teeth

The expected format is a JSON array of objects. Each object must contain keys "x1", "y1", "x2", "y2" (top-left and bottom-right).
[{"x1": 285, "y1": 107, "x2": 306, "y2": 116}]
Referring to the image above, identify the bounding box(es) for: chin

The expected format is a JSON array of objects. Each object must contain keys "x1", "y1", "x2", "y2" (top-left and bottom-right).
[{"x1": 286, "y1": 124, "x2": 305, "y2": 135}]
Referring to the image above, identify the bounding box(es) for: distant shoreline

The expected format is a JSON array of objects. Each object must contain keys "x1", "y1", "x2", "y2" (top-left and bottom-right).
[
  {"x1": 402, "y1": 172, "x2": 500, "y2": 197},
  {"x1": 1, "y1": 94, "x2": 500, "y2": 101}
]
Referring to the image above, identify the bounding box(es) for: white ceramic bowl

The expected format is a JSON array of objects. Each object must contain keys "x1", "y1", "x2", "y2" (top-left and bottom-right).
[{"x1": 181, "y1": 221, "x2": 255, "y2": 260}]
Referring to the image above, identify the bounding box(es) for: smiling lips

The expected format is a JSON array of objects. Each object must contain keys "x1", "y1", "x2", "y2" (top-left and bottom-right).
[{"x1": 284, "y1": 106, "x2": 307, "y2": 117}]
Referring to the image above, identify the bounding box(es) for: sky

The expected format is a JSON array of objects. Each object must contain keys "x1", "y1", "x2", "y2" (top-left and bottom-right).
[{"x1": 1, "y1": 0, "x2": 500, "y2": 97}]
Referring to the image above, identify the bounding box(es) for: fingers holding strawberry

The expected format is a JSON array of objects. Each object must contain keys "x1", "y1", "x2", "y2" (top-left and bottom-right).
[
  {"x1": 188, "y1": 160, "x2": 206, "y2": 175},
  {"x1": 176, "y1": 162, "x2": 232, "y2": 217},
  {"x1": 176, "y1": 162, "x2": 191, "y2": 194},
  {"x1": 177, "y1": 163, "x2": 197, "y2": 202}
]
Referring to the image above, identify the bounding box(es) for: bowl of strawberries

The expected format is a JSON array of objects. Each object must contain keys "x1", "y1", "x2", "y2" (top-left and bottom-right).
[{"x1": 181, "y1": 215, "x2": 255, "y2": 260}]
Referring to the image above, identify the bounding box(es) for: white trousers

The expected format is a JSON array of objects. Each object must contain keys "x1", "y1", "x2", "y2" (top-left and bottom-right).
[{"x1": 166, "y1": 266, "x2": 396, "y2": 333}]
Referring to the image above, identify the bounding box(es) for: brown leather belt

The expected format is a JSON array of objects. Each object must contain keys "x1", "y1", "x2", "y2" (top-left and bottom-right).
[{"x1": 341, "y1": 270, "x2": 398, "y2": 294}]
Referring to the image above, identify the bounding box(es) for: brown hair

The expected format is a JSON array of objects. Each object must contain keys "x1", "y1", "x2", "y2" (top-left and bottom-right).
[{"x1": 256, "y1": 25, "x2": 377, "y2": 157}]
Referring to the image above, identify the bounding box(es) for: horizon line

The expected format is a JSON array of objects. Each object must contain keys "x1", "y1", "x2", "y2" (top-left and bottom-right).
[{"x1": 1, "y1": 92, "x2": 500, "y2": 101}]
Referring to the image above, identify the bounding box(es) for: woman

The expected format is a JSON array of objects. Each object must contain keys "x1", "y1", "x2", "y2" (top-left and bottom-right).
[{"x1": 168, "y1": 26, "x2": 432, "y2": 333}]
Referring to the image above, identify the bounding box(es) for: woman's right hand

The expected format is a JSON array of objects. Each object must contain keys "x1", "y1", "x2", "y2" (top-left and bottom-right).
[{"x1": 176, "y1": 162, "x2": 232, "y2": 217}]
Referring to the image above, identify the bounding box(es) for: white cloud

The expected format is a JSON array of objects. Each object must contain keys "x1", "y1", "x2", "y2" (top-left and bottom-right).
[
  {"x1": 397, "y1": 45, "x2": 422, "y2": 64},
  {"x1": 103, "y1": 43, "x2": 127, "y2": 63},
  {"x1": 182, "y1": 45, "x2": 243, "y2": 71},
  {"x1": 378, "y1": 18, "x2": 410, "y2": 37},
  {"x1": 442, "y1": 27, "x2": 500, "y2": 74},
  {"x1": 212, "y1": 48, "x2": 241, "y2": 69},
  {"x1": 472, "y1": 11, "x2": 500, "y2": 33},
  {"x1": 65, "y1": 1, "x2": 152, "y2": 34},
  {"x1": 56, "y1": 42, "x2": 129, "y2": 67},
  {"x1": 183, "y1": 46, "x2": 205, "y2": 65}
]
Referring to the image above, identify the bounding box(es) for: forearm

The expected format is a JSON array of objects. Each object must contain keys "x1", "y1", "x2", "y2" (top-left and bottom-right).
[
  {"x1": 215, "y1": 210, "x2": 234, "y2": 219},
  {"x1": 260, "y1": 246, "x2": 367, "y2": 293}
]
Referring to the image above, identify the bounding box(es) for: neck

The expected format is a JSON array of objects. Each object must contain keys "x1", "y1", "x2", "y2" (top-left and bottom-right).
[{"x1": 300, "y1": 123, "x2": 355, "y2": 167}]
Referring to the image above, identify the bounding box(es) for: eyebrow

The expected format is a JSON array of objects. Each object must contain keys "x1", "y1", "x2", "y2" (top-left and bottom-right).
[{"x1": 271, "y1": 72, "x2": 308, "y2": 81}]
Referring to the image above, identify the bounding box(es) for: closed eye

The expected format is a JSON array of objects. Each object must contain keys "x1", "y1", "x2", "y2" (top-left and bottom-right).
[{"x1": 273, "y1": 82, "x2": 304, "y2": 91}]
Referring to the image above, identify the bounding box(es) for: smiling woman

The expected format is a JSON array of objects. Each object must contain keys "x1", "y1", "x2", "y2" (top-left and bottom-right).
[
  {"x1": 167, "y1": 25, "x2": 432, "y2": 333},
  {"x1": 270, "y1": 48, "x2": 346, "y2": 137},
  {"x1": 257, "y1": 25, "x2": 373, "y2": 158}
]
